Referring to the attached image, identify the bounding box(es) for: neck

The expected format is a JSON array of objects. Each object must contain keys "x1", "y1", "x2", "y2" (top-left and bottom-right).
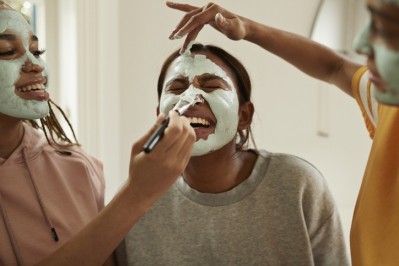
[
  {"x1": 0, "y1": 114, "x2": 25, "y2": 159},
  {"x1": 183, "y1": 141, "x2": 257, "y2": 193}
]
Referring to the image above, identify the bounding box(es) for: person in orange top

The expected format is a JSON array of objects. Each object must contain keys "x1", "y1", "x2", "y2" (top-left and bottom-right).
[
  {"x1": 0, "y1": 2, "x2": 195, "y2": 265},
  {"x1": 166, "y1": 1, "x2": 399, "y2": 265}
]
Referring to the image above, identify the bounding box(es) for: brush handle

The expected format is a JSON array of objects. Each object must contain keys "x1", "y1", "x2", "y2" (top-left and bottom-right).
[{"x1": 143, "y1": 116, "x2": 171, "y2": 153}]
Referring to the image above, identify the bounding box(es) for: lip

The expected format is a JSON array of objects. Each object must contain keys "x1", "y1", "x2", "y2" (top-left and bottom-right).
[
  {"x1": 14, "y1": 76, "x2": 49, "y2": 101},
  {"x1": 17, "y1": 76, "x2": 47, "y2": 88},
  {"x1": 184, "y1": 109, "x2": 216, "y2": 141}
]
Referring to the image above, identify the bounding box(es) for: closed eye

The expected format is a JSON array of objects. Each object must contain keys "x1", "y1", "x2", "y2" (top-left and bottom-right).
[
  {"x1": 32, "y1": 49, "x2": 46, "y2": 58},
  {"x1": 0, "y1": 49, "x2": 16, "y2": 57}
]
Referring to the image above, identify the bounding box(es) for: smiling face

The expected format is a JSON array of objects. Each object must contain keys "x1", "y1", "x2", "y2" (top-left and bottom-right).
[
  {"x1": 353, "y1": 0, "x2": 399, "y2": 105},
  {"x1": 159, "y1": 52, "x2": 240, "y2": 156},
  {"x1": 0, "y1": 9, "x2": 49, "y2": 119}
]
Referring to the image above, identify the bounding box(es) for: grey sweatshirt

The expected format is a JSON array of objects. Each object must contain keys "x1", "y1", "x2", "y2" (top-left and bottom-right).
[{"x1": 117, "y1": 150, "x2": 350, "y2": 266}]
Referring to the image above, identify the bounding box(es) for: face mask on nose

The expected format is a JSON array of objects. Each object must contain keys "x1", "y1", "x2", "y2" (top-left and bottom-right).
[
  {"x1": 0, "y1": 10, "x2": 49, "y2": 119},
  {"x1": 160, "y1": 54, "x2": 240, "y2": 156}
]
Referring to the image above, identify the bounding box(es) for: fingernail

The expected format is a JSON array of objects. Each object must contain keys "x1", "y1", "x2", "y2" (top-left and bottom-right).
[
  {"x1": 174, "y1": 34, "x2": 182, "y2": 39},
  {"x1": 168, "y1": 31, "x2": 176, "y2": 40},
  {"x1": 215, "y1": 13, "x2": 226, "y2": 24}
]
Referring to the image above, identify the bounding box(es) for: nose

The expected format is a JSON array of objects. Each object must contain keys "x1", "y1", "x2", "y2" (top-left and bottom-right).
[
  {"x1": 21, "y1": 60, "x2": 44, "y2": 73},
  {"x1": 194, "y1": 94, "x2": 205, "y2": 105},
  {"x1": 353, "y1": 21, "x2": 373, "y2": 56}
]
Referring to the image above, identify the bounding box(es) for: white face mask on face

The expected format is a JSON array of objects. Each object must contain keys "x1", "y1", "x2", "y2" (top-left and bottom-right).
[
  {"x1": 159, "y1": 54, "x2": 239, "y2": 156},
  {"x1": 353, "y1": 13, "x2": 399, "y2": 105},
  {"x1": 0, "y1": 10, "x2": 49, "y2": 119}
]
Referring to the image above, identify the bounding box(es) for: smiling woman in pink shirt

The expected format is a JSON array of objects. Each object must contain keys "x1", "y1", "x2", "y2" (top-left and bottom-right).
[{"x1": 0, "y1": 2, "x2": 195, "y2": 265}]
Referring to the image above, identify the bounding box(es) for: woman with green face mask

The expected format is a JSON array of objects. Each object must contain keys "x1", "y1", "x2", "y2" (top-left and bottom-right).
[
  {"x1": 117, "y1": 43, "x2": 349, "y2": 266},
  {"x1": 166, "y1": 1, "x2": 399, "y2": 265},
  {"x1": 0, "y1": 2, "x2": 195, "y2": 265}
]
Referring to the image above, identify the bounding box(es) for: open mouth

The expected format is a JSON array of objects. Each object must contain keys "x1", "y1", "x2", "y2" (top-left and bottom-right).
[
  {"x1": 188, "y1": 116, "x2": 211, "y2": 128},
  {"x1": 186, "y1": 115, "x2": 215, "y2": 140},
  {"x1": 15, "y1": 82, "x2": 49, "y2": 101},
  {"x1": 17, "y1": 83, "x2": 46, "y2": 92}
]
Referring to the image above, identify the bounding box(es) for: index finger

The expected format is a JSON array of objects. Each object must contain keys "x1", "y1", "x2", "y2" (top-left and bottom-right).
[
  {"x1": 166, "y1": 1, "x2": 198, "y2": 12},
  {"x1": 169, "y1": 3, "x2": 217, "y2": 40}
]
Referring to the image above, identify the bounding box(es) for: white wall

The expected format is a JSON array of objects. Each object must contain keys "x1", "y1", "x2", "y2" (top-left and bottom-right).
[{"x1": 50, "y1": 0, "x2": 372, "y2": 253}]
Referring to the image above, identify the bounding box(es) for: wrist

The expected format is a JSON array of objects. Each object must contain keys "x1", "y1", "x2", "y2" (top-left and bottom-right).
[
  {"x1": 243, "y1": 18, "x2": 267, "y2": 44},
  {"x1": 242, "y1": 17, "x2": 256, "y2": 42},
  {"x1": 115, "y1": 180, "x2": 153, "y2": 218}
]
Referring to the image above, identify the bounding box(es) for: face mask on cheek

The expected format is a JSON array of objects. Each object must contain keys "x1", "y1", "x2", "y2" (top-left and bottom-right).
[
  {"x1": 373, "y1": 43, "x2": 399, "y2": 105},
  {"x1": 159, "y1": 54, "x2": 240, "y2": 156},
  {"x1": 193, "y1": 87, "x2": 239, "y2": 156},
  {"x1": 0, "y1": 10, "x2": 49, "y2": 119},
  {"x1": 353, "y1": 18, "x2": 399, "y2": 105}
]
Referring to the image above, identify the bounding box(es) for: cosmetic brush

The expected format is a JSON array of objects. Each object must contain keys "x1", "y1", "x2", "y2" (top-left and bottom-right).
[{"x1": 143, "y1": 94, "x2": 203, "y2": 153}]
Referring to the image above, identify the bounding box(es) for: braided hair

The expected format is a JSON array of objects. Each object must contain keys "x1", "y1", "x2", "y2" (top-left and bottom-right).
[{"x1": 26, "y1": 99, "x2": 80, "y2": 148}]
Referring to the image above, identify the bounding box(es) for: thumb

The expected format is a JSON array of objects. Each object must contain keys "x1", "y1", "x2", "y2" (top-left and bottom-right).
[{"x1": 131, "y1": 113, "x2": 167, "y2": 155}]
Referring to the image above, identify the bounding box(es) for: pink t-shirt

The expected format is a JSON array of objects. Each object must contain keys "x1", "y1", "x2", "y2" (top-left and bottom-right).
[{"x1": 0, "y1": 123, "x2": 105, "y2": 266}]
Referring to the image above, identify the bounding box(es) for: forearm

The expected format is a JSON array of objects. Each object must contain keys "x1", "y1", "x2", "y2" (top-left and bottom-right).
[{"x1": 34, "y1": 182, "x2": 149, "y2": 266}]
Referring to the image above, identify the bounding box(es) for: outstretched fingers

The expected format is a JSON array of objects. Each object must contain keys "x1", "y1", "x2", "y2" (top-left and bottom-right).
[
  {"x1": 167, "y1": 2, "x2": 247, "y2": 53},
  {"x1": 168, "y1": 6, "x2": 211, "y2": 40}
]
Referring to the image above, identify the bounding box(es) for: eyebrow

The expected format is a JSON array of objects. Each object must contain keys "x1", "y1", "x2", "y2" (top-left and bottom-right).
[
  {"x1": 198, "y1": 74, "x2": 230, "y2": 88},
  {"x1": 165, "y1": 76, "x2": 189, "y2": 87},
  {"x1": 0, "y1": 33, "x2": 16, "y2": 40},
  {"x1": 368, "y1": 5, "x2": 399, "y2": 23},
  {"x1": 0, "y1": 34, "x2": 39, "y2": 42}
]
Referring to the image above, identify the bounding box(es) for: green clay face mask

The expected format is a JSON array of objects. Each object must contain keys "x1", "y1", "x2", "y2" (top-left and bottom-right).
[
  {"x1": 160, "y1": 54, "x2": 239, "y2": 156},
  {"x1": 0, "y1": 10, "x2": 49, "y2": 119},
  {"x1": 353, "y1": 17, "x2": 399, "y2": 105},
  {"x1": 373, "y1": 43, "x2": 399, "y2": 104}
]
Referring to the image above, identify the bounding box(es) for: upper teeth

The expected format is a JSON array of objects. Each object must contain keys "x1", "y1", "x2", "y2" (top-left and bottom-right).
[
  {"x1": 18, "y1": 83, "x2": 45, "y2": 92},
  {"x1": 188, "y1": 117, "x2": 210, "y2": 126}
]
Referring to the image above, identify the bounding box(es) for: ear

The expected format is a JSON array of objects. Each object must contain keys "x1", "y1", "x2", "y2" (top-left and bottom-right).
[{"x1": 237, "y1": 101, "x2": 254, "y2": 131}]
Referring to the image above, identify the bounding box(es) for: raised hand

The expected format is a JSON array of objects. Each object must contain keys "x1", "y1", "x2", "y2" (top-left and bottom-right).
[{"x1": 167, "y1": 2, "x2": 247, "y2": 53}]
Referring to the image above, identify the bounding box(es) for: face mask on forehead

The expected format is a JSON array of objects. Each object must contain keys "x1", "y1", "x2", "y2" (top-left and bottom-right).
[
  {"x1": 353, "y1": 16, "x2": 399, "y2": 105},
  {"x1": 159, "y1": 53, "x2": 239, "y2": 156},
  {"x1": 0, "y1": 10, "x2": 49, "y2": 119}
]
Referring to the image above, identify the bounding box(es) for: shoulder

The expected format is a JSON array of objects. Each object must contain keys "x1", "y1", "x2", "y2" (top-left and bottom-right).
[
  {"x1": 36, "y1": 134, "x2": 105, "y2": 192},
  {"x1": 49, "y1": 145, "x2": 106, "y2": 208},
  {"x1": 259, "y1": 150, "x2": 324, "y2": 181},
  {"x1": 66, "y1": 145, "x2": 103, "y2": 171},
  {"x1": 257, "y1": 149, "x2": 333, "y2": 202}
]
